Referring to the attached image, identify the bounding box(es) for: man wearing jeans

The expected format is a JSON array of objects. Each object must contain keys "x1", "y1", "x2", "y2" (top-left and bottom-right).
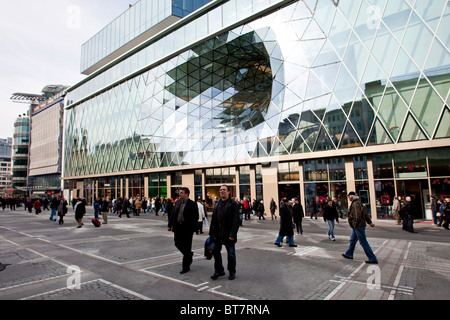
[
  {"x1": 209, "y1": 185, "x2": 240, "y2": 280},
  {"x1": 342, "y1": 192, "x2": 378, "y2": 264},
  {"x1": 167, "y1": 188, "x2": 199, "y2": 274}
]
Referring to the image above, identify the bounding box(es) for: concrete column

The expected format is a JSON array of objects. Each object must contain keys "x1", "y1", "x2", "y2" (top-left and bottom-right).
[
  {"x1": 144, "y1": 175, "x2": 149, "y2": 199},
  {"x1": 183, "y1": 171, "x2": 195, "y2": 201},
  {"x1": 367, "y1": 155, "x2": 378, "y2": 221},
  {"x1": 250, "y1": 165, "x2": 256, "y2": 202},
  {"x1": 262, "y1": 164, "x2": 279, "y2": 215}
]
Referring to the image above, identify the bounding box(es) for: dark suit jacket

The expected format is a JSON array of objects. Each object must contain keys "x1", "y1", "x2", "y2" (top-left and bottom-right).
[
  {"x1": 209, "y1": 197, "x2": 240, "y2": 243},
  {"x1": 168, "y1": 198, "x2": 199, "y2": 233}
]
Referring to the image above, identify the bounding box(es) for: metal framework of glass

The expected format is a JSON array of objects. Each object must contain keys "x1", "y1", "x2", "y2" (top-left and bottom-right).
[
  {"x1": 64, "y1": 0, "x2": 450, "y2": 178},
  {"x1": 80, "y1": 0, "x2": 213, "y2": 74}
]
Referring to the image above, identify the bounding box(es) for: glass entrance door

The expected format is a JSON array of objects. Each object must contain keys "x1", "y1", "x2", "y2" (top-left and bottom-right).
[{"x1": 396, "y1": 180, "x2": 428, "y2": 219}]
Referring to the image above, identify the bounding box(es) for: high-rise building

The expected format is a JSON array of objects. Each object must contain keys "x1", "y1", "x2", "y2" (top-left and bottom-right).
[
  {"x1": 28, "y1": 85, "x2": 68, "y2": 196},
  {"x1": 0, "y1": 138, "x2": 13, "y2": 195},
  {"x1": 63, "y1": 0, "x2": 450, "y2": 221},
  {"x1": 10, "y1": 85, "x2": 68, "y2": 196},
  {"x1": 11, "y1": 115, "x2": 30, "y2": 193}
]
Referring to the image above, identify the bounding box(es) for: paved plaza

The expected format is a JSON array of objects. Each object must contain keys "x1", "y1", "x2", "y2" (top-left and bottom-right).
[{"x1": 1, "y1": 205, "x2": 449, "y2": 303}]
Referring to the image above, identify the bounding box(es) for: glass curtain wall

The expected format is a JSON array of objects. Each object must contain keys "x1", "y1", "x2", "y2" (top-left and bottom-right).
[{"x1": 65, "y1": 0, "x2": 449, "y2": 179}]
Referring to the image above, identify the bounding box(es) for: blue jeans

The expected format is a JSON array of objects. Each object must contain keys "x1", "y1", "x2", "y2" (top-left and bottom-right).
[
  {"x1": 327, "y1": 220, "x2": 335, "y2": 238},
  {"x1": 50, "y1": 208, "x2": 56, "y2": 220},
  {"x1": 275, "y1": 234, "x2": 294, "y2": 245},
  {"x1": 345, "y1": 227, "x2": 377, "y2": 262},
  {"x1": 213, "y1": 240, "x2": 236, "y2": 274}
]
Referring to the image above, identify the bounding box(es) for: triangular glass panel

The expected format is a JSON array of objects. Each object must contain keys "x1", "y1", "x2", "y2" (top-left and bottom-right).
[
  {"x1": 340, "y1": 122, "x2": 363, "y2": 149},
  {"x1": 371, "y1": 22, "x2": 400, "y2": 77},
  {"x1": 415, "y1": 0, "x2": 447, "y2": 32},
  {"x1": 323, "y1": 103, "x2": 346, "y2": 147},
  {"x1": 402, "y1": 11, "x2": 434, "y2": 70},
  {"x1": 313, "y1": 41, "x2": 341, "y2": 68},
  {"x1": 336, "y1": 0, "x2": 359, "y2": 27},
  {"x1": 424, "y1": 40, "x2": 450, "y2": 101},
  {"x1": 302, "y1": 19, "x2": 326, "y2": 40},
  {"x1": 343, "y1": 32, "x2": 369, "y2": 85},
  {"x1": 314, "y1": 126, "x2": 335, "y2": 151},
  {"x1": 360, "y1": 55, "x2": 388, "y2": 90},
  {"x1": 399, "y1": 113, "x2": 428, "y2": 142},
  {"x1": 291, "y1": 130, "x2": 311, "y2": 154},
  {"x1": 333, "y1": 65, "x2": 359, "y2": 106},
  {"x1": 367, "y1": 118, "x2": 394, "y2": 146},
  {"x1": 299, "y1": 110, "x2": 320, "y2": 149},
  {"x1": 354, "y1": 0, "x2": 379, "y2": 50},
  {"x1": 350, "y1": 95, "x2": 376, "y2": 144},
  {"x1": 377, "y1": 85, "x2": 408, "y2": 142},
  {"x1": 382, "y1": 0, "x2": 411, "y2": 42},
  {"x1": 306, "y1": 70, "x2": 331, "y2": 99},
  {"x1": 410, "y1": 77, "x2": 444, "y2": 137},
  {"x1": 300, "y1": 39, "x2": 326, "y2": 67},
  {"x1": 303, "y1": 0, "x2": 317, "y2": 13},
  {"x1": 328, "y1": 10, "x2": 352, "y2": 59},
  {"x1": 435, "y1": 107, "x2": 450, "y2": 139},
  {"x1": 272, "y1": 137, "x2": 290, "y2": 156}
]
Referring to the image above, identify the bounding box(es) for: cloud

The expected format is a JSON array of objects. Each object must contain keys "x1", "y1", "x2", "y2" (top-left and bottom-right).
[{"x1": 0, "y1": 0, "x2": 130, "y2": 138}]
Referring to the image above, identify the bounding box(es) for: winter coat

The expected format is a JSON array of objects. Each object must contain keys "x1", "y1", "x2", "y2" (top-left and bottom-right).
[
  {"x1": 209, "y1": 197, "x2": 240, "y2": 243},
  {"x1": 323, "y1": 203, "x2": 339, "y2": 222},
  {"x1": 347, "y1": 196, "x2": 372, "y2": 228},
  {"x1": 278, "y1": 204, "x2": 294, "y2": 237}
]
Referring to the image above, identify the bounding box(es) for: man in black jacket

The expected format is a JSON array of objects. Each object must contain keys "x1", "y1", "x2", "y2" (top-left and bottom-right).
[
  {"x1": 168, "y1": 187, "x2": 199, "y2": 274},
  {"x1": 209, "y1": 185, "x2": 240, "y2": 280}
]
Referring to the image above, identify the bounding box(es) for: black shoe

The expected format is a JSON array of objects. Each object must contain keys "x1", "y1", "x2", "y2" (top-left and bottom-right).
[
  {"x1": 228, "y1": 273, "x2": 235, "y2": 280},
  {"x1": 342, "y1": 254, "x2": 353, "y2": 260},
  {"x1": 211, "y1": 272, "x2": 225, "y2": 280},
  {"x1": 365, "y1": 260, "x2": 378, "y2": 264},
  {"x1": 180, "y1": 268, "x2": 190, "y2": 274},
  {"x1": 289, "y1": 244, "x2": 297, "y2": 247},
  {"x1": 274, "y1": 243, "x2": 282, "y2": 247}
]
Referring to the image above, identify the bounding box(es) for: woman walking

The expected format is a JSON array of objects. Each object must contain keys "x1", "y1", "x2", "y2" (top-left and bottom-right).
[{"x1": 323, "y1": 199, "x2": 339, "y2": 241}]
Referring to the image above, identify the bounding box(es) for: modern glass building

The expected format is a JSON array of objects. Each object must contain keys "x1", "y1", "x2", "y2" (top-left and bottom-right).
[{"x1": 63, "y1": 0, "x2": 450, "y2": 220}]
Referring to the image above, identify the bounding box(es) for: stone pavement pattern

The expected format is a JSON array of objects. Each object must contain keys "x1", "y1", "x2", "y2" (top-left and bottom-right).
[{"x1": 1, "y1": 207, "x2": 449, "y2": 300}]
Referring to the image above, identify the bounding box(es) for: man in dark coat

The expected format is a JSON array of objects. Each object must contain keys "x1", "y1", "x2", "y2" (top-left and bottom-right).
[
  {"x1": 292, "y1": 198, "x2": 304, "y2": 234},
  {"x1": 168, "y1": 188, "x2": 199, "y2": 274},
  {"x1": 274, "y1": 199, "x2": 297, "y2": 247},
  {"x1": 403, "y1": 196, "x2": 416, "y2": 233},
  {"x1": 209, "y1": 185, "x2": 240, "y2": 280}
]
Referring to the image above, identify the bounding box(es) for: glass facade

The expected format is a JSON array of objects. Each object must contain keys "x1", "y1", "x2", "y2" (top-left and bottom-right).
[
  {"x1": 81, "y1": 0, "x2": 213, "y2": 73},
  {"x1": 64, "y1": 0, "x2": 449, "y2": 219}
]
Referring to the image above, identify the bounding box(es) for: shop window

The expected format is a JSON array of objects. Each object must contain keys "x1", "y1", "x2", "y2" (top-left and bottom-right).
[
  {"x1": 428, "y1": 148, "x2": 450, "y2": 177},
  {"x1": 374, "y1": 180, "x2": 396, "y2": 220},
  {"x1": 372, "y1": 153, "x2": 394, "y2": 179},
  {"x1": 394, "y1": 150, "x2": 427, "y2": 178}
]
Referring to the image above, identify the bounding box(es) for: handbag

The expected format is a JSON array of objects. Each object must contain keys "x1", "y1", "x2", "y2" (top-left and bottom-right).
[{"x1": 204, "y1": 237, "x2": 214, "y2": 260}]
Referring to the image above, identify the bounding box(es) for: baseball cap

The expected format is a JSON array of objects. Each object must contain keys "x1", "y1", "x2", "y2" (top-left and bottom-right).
[{"x1": 347, "y1": 192, "x2": 356, "y2": 196}]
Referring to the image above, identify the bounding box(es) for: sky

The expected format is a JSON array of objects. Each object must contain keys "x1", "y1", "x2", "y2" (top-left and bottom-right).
[{"x1": 0, "y1": 0, "x2": 134, "y2": 139}]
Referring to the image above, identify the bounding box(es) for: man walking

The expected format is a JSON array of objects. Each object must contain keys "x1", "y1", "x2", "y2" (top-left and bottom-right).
[
  {"x1": 274, "y1": 199, "x2": 297, "y2": 248},
  {"x1": 403, "y1": 196, "x2": 416, "y2": 233},
  {"x1": 342, "y1": 192, "x2": 378, "y2": 264},
  {"x1": 292, "y1": 198, "x2": 304, "y2": 234},
  {"x1": 392, "y1": 196, "x2": 401, "y2": 225},
  {"x1": 168, "y1": 188, "x2": 199, "y2": 274},
  {"x1": 270, "y1": 198, "x2": 277, "y2": 220},
  {"x1": 209, "y1": 185, "x2": 240, "y2": 280}
]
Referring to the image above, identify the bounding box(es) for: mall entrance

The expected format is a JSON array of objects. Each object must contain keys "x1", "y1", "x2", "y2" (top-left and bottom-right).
[
  {"x1": 396, "y1": 180, "x2": 428, "y2": 219},
  {"x1": 279, "y1": 183, "x2": 300, "y2": 201}
]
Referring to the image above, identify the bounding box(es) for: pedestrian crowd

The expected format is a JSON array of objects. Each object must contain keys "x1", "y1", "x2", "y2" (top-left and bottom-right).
[{"x1": 3, "y1": 189, "x2": 450, "y2": 281}]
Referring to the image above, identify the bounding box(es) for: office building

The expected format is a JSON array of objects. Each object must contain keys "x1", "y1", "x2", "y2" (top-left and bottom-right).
[{"x1": 63, "y1": 0, "x2": 450, "y2": 220}]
